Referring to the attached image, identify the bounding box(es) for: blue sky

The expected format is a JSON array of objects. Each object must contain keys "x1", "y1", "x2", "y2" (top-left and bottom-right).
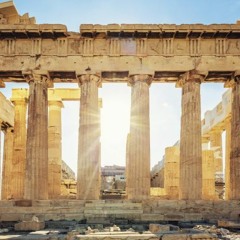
[
  {"x1": 13, "y1": 0, "x2": 240, "y2": 30},
  {"x1": 1, "y1": 0, "x2": 236, "y2": 171}
]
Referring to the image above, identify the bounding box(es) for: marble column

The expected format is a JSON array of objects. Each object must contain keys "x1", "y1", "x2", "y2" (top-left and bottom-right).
[
  {"x1": 77, "y1": 74, "x2": 101, "y2": 200},
  {"x1": 164, "y1": 146, "x2": 180, "y2": 199},
  {"x1": 229, "y1": 79, "x2": 240, "y2": 199},
  {"x1": 48, "y1": 100, "x2": 63, "y2": 199},
  {"x1": 202, "y1": 150, "x2": 215, "y2": 200},
  {"x1": 127, "y1": 74, "x2": 151, "y2": 199},
  {"x1": 125, "y1": 133, "x2": 130, "y2": 194},
  {"x1": 224, "y1": 117, "x2": 231, "y2": 200},
  {"x1": 179, "y1": 73, "x2": 203, "y2": 200},
  {"x1": 209, "y1": 130, "x2": 223, "y2": 173},
  {"x1": 1, "y1": 127, "x2": 14, "y2": 200},
  {"x1": 11, "y1": 99, "x2": 27, "y2": 199},
  {"x1": 24, "y1": 74, "x2": 49, "y2": 200},
  {"x1": 0, "y1": 122, "x2": 1, "y2": 200}
]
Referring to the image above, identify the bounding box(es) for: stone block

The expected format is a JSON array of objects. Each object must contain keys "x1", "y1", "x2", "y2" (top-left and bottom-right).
[
  {"x1": 229, "y1": 210, "x2": 240, "y2": 220},
  {"x1": 149, "y1": 223, "x2": 170, "y2": 233},
  {"x1": 141, "y1": 214, "x2": 164, "y2": 222},
  {"x1": 191, "y1": 233, "x2": 218, "y2": 239},
  {"x1": 218, "y1": 220, "x2": 240, "y2": 228},
  {"x1": 0, "y1": 213, "x2": 23, "y2": 221},
  {"x1": 184, "y1": 213, "x2": 203, "y2": 221},
  {"x1": 0, "y1": 200, "x2": 15, "y2": 207},
  {"x1": 14, "y1": 221, "x2": 45, "y2": 231},
  {"x1": 162, "y1": 233, "x2": 188, "y2": 240},
  {"x1": 164, "y1": 213, "x2": 184, "y2": 221},
  {"x1": 15, "y1": 200, "x2": 32, "y2": 207}
]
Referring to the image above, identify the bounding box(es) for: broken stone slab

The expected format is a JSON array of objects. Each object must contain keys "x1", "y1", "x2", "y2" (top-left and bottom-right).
[
  {"x1": 73, "y1": 231, "x2": 218, "y2": 240},
  {"x1": 161, "y1": 232, "x2": 218, "y2": 240},
  {"x1": 76, "y1": 232, "x2": 161, "y2": 239},
  {"x1": 149, "y1": 223, "x2": 170, "y2": 233},
  {"x1": 14, "y1": 221, "x2": 45, "y2": 231}
]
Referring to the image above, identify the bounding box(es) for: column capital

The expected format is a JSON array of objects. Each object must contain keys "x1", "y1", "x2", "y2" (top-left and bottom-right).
[
  {"x1": 176, "y1": 70, "x2": 206, "y2": 88},
  {"x1": 224, "y1": 76, "x2": 240, "y2": 88},
  {"x1": 77, "y1": 74, "x2": 101, "y2": 87},
  {"x1": 224, "y1": 73, "x2": 240, "y2": 88},
  {"x1": 23, "y1": 71, "x2": 53, "y2": 88},
  {"x1": 128, "y1": 74, "x2": 152, "y2": 86}
]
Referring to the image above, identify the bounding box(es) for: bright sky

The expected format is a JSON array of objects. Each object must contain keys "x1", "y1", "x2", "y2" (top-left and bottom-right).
[{"x1": 1, "y1": 0, "x2": 239, "y2": 172}]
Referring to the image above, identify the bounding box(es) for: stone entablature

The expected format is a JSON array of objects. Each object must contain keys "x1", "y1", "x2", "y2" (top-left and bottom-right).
[{"x1": 0, "y1": 4, "x2": 240, "y2": 83}]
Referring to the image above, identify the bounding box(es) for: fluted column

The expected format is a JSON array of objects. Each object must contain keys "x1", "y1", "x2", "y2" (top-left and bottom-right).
[
  {"x1": 48, "y1": 100, "x2": 63, "y2": 199},
  {"x1": 11, "y1": 99, "x2": 27, "y2": 199},
  {"x1": 202, "y1": 150, "x2": 216, "y2": 200},
  {"x1": 125, "y1": 133, "x2": 130, "y2": 193},
  {"x1": 24, "y1": 73, "x2": 50, "y2": 200},
  {"x1": 224, "y1": 116, "x2": 231, "y2": 200},
  {"x1": 127, "y1": 74, "x2": 151, "y2": 199},
  {"x1": 164, "y1": 146, "x2": 180, "y2": 199},
  {"x1": 0, "y1": 121, "x2": 1, "y2": 200},
  {"x1": 1, "y1": 127, "x2": 14, "y2": 200},
  {"x1": 209, "y1": 130, "x2": 223, "y2": 173},
  {"x1": 229, "y1": 78, "x2": 240, "y2": 199},
  {"x1": 77, "y1": 74, "x2": 101, "y2": 200},
  {"x1": 178, "y1": 72, "x2": 203, "y2": 200}
]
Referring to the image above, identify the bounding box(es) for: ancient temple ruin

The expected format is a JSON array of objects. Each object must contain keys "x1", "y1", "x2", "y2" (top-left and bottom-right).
[{"x1": 0, "y1": 1, "x2": 240, "y2": 227}]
